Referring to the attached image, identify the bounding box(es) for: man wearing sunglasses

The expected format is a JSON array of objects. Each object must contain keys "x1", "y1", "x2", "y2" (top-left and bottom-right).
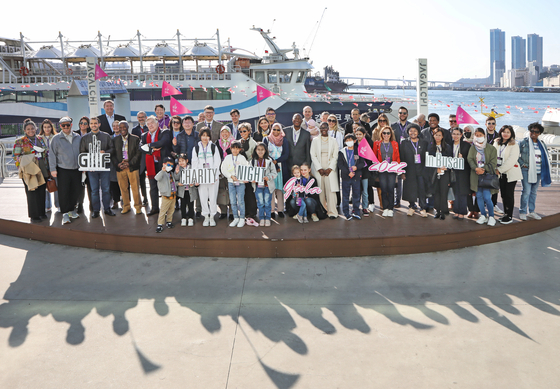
[
  {"x1": 449, "y1": 114, "x2": 459, "y2": 131},
  {"x1": 391, "y1": 107, "x2": 411, "y2": 208},
  {"x1": 48, "y1": 117, "x2": 82, "y2": 225},
  {"x1": 485, "y1": 117, "x2": 503, "y2": 214}
]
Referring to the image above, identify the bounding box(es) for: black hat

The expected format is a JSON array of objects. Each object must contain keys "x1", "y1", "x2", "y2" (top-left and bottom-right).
[{"x1": 163, "y1": 156, "x2": 174, "y2": 164}]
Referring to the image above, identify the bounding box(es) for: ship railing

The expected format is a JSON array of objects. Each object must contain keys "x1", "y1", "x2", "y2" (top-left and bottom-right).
[
  {"x1": 7, "y1": 71, "x2": 235, "y2": 85},
  {"x1": 0, "y1": 140, "x2": 18, "y2": 179}
]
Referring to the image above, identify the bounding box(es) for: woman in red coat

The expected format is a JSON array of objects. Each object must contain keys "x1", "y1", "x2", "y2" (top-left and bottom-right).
[{"x1": 373, "y1": 126, "x2": 400, "y2": 217}]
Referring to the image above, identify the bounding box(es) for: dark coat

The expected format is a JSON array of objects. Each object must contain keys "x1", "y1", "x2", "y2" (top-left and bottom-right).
[
  {"x1": 112, "y1": 134, "x2": 141, "y2": 172},
  {"x1": 400, "y1": 138, "x2": 428, "y2": 203},
  {"x1": 283, "y1": 126, "x2": 311, "y2": 169},
  {"x1": 285, "y1": 175, "x2": 327, "y2": 219},
  {"x1": 391, "y1": 121, "x2": 411, "y2": 143},
  {"x1": 450, "y1": 140, "x2": 472, "y2": 196},
  {"x1": 421, "y1": 127, "x2": 452, "y2": 147},
  {"x1": 131, "y1": 124, "x2": 148, "y2": 138},
  {"x1": 97, "y1": 113, "x2": 126, "y2": 135},
  {"x1": 140, "y1": 128, "x2": 172, "y2": 161},
  {"x1": 424, "y1": 143, "x2": 452, "y2": 195},
  {"x1": 337, "y1": 147, "x2": 365, "y2": 181},
  {"x1": 344, "y1": 120, "x2": 371, "y2": 136}
]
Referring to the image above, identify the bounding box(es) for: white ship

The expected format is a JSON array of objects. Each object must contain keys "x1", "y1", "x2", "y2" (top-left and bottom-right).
[{"x1": 0, "y1": 27, "x2": 410, "y2": 129}]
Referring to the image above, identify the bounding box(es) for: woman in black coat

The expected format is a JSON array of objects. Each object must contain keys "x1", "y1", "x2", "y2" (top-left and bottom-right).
[
  {"x1": 400, "y1": 124, "x2": 429, "y2": 217},
  {"x1": 449, "y1": 127, "x2": 472, "y2": 219},
  {"x1": 424, "y1": 128, "x2": 452, "y2": 220}
]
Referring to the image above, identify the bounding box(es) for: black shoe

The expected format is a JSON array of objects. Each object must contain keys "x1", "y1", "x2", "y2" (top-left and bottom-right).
[
  {"x1": 329, "y1": 216, "x2": 337, "y2": 220},
  {"x1": 91, "y1": 211, "x2": 100, "y2": 219},
  {"x1": 229, "y1": 214, "x2": 234, "y2": 221},
  {"x1": 196, "y1": 211, "x2": 202, "y2": 218},
  {"x1": 156, "y1": 225, "x2": 164, "y2": 233},
  {"x1": 142, "y1": 199, "x2": 148, "y2": 206},
  {"x1": 440, "y1": 213, "x2": 445, "y2": 220},
  {"x1": 147, "y1": 209, "x2": 159, "y2": 216},
  {"x1": 434, "y1": 212, "x2": 441, "y2": 219},
  {"x1": 219, "y1": 213, "x2": 227, "y2": 219},
  {"x1": 111, "y1": 202, "x2": 119, "y2": 210},
  {"x1": 394, "y1": 203, "x2": 401, "y2": 209},
  {"x1": 271, "y1": 213, "x2": 277, "y2": 219},
  {"x1": 77, "y1": 205, "x2": 84, "y2": 214},
  {"x1": 31, "y1": 217, "x2": 43, "y2": 223},
  {"x1": 278, "y1": 211, "x2": 285, "y2": 218},
  {"x1": 166, "y1": 222, "x2": 174, "y2": 229},
  {"x1": 104, "y1": 209, "x2": 116, "y2": 216},
  {"x1": 500, "y1": 216, "x2": 513, "y2": 224}
]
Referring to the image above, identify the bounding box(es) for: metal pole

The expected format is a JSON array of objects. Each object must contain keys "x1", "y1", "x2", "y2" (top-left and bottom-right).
[
  {"x1": 97, "y1": 31, "x2": 104, "y2": 68},
  {"x1": 216, "y1": 29, "x2": 222, "y2": 67},
  {"x1": 20, "y1": 32, "x2": 26, "y2": 69},
  {"x1": 137, "y1": 30, "x2": 143, "y2": 73},
  {"x1": 177, "y1": 29, "x2": 183, "y2": 73},
  {"x1": 59, "y1": 31, "x2": 65, "y2": 73}
]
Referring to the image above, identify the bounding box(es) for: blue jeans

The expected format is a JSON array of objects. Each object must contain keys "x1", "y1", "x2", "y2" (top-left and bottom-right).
[
  {"x1": 520, "y1": 169, "x2": 540, "y2": 214},
  {"x1": 255, "y1": 187, "x2": 272, "y2": 220},
  {"x1": 342, "y1": 178, "x2": 361, "y2": 217},
  {"x1": 228, "y1": 182, "x2": 246, "y2": 218},
  {"x1": 88, "y1": 171, "x2": 111, "y2": 212},
  {"x1": 290, "y1": 197, "x2": 307, "y2": 217},
  {"x1": 476, "y1": 187, "x2": 494, "y2": 217},
  {"x1": 361, "y1": 178, "x2": 369, "y2": 209}
]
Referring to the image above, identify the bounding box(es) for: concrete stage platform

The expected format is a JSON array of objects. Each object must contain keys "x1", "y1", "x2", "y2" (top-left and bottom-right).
[{"x1": 0, "y1": 178, "x2": 559, "y2": 257}]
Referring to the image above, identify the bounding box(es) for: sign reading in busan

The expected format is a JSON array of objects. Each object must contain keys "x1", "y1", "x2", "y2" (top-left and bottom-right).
[
  {"x1": 78, "y1": 134, "x2": 111, "y2": 171},
  {"x1": 235, "y1": 165, "x2": 265, "y2": 183},
  {"x1": 180, "y1": 168, "x2": 219, "y2": 185},
  {"x1": 425, "y1": 152, "x2": 464, "y2": 169}
]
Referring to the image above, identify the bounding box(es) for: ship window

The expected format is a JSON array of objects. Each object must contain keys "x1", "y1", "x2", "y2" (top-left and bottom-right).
[
  {"x1": 131, "y1": 90, "x2": 153, "y2": 101},
  {"x1": 254, "y1": 71, "x2": 265, "y2": 84},
  {"x1": 0, "y1": 90, "x2": 16, "y2": 102},
  {"x1": 279, "y1": 71, "x2": 292, "y2": 83},
  {"x1": 296, "y1": 71, "x2": 306, "y2": 83},
  {"x1": 54, "y1": 90, "x2": 68, "y2": 102},
  {"x1": 267, "y1": 71, "x2": 277, "y2": 84},
  {"x1": 16, "y1": 91, "x2": 37, "y2": 102},
  {"x1": 36, "y1": 91, "x2": 55, "y2": 103}
]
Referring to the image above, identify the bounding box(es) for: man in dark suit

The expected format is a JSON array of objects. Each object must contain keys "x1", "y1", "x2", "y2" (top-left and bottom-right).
[
  {"x1": 421, "y1": 113, "x2": 452, "y2": 145},
  {"x1": 131, "y1": 111, "x2": 149, "y2": 205},
  {"x1": 97, "y1": 100, "x2": 126, "y2": 135},
  {"x1": 141, "y1": 115, "x2": 172, "y2": 216},
  {"x1": 195, "y1": 105, "x2": 222, "y2": 141},
  {"x1": 113, "y1": 120, "x2": 143, "y2": 215},
  {"x1": 344, "y1": 108, "x2": 370, "y2": 135},
  {"x1": 391, "y1": 106, "x2": 412, "y2": 208},
  {"x1": 226, "y1": 109, "x2": 241, "y2": 140},
  {"x1": 283, "y1": 113, "x2": 311, "y2": 173}
]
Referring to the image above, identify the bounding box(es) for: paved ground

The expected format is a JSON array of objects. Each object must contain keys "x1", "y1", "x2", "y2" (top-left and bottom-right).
[{"x1": 1, "y1": 230, "x2": 560, "y2": 389}]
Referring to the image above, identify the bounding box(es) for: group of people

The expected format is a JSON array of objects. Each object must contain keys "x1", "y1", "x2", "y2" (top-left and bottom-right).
[{"x1": 13, "y1": 101, "x2": 552, "y2": 232}]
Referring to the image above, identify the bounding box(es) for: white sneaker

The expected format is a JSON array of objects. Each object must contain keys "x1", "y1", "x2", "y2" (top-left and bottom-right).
[
  {"x1": 382, "y1": 209, "x2": 388, "y2": 217},
  {"x1": 487, "y1": 217, "x2": 496, "y2": 226},
  {"x1": 69, "y1": 210, "x2": 79, "y2": 219},
  {"x1": 203, "y1": 216, "x2": 210, "y2": 227},
  {"x1": 209, "y1": 216, "x2": 216, "y2": 227},
  {"x1": 519, "y1": 213, "x2": 527, "y2": 221},
  {"x1": 368, "y1": 204, "x2": 375, "y2": 212},
  {"x1": 494, "y1": 205, "x2": 503, "y2": 214},
  {"x1": 62, "y1": 213, "x2": 71, "y2": 225},
  {"x1": 237, "y1": 218, "x2": 245, "y2": 228},
  {"x1": 528, "y1": 212, "x2": 542, "y2": 220},
  {"x1": 181, "y1": 218, "x2": 187, "y2": 227},
  {"x1": 229, "y1": 218, "x2": 239, "y2": 227},
  {"x1": 476, "y1": 215, "x2": 488, "y2": 224},
  {"x1": 387, "y1": 210, "x2": 394, "y2": 217},
  {"x1": 188, "y1": 218, "x2": 194, "y2": 226}
]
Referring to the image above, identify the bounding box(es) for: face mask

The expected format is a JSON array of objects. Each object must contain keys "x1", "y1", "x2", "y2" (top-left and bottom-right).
[
  {"x1": 464, "y1": 132, "x2": 472, "y2": 138},
  {"x1": 345, "y1": 141, "x2": 354, "y2": 147},
  {"x1": 165, "y1": 165, "x2": 173, "y2": 172},
  {"x1": 474, "y1": 136, "x2": 485, "y2": 143}
]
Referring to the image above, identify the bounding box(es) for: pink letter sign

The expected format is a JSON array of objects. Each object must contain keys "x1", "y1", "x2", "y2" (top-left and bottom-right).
[
  {"x1": 369, "y1": 161, "x2": 407, "y2": 174},
  {"x1": 283, "y1": 177, "x2": 322, "y2": 201}
]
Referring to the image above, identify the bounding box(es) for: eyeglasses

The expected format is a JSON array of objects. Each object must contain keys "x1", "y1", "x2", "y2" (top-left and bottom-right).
[
  {"x1": 530, "y1": 130, "x2": 540, "y2": 134},
  {"x1": 272, "y1": 129, "x2": 281, "y2": 132},
  {"x1": 487, "y1": 122, "x2": 496, "y2": 125},
  {"x1": 382, "y1": 132, "x2": 391, "y2": 135},
  {"x1": 266, "y1": 113, "x2": 275, "y2": 116},
  {"x1": 398, "y1": 112, "x2": 407, "y2": 115},
  {"x1": 79, "y1": 122, "x2": 88, "y2": 125},
  {"x1": 327, "y1": 119, "x2": 336, "y2": 123},
  {"x1": 172, "y1": 121, "x2": 180, "y2": 124},
  {"x1": 378, "y1": 119, "x2": 387, "y2": 123},
  {"x1": 60, "y1": 124, "x2": 71, "y2": 128},
  {"x1": 449, "y1": 120, "x2": 457, "y2": 123},
  {"x1": 240, "y1": 130, "x2": 249, "y2": 133}
]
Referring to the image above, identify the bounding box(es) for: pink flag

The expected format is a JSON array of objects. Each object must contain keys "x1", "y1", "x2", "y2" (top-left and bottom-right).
[
  {"x1": 94, "y1": 64, "x2": 108, "y2": 80},
  {"x1": 358, "y1": 138, "x2": 379, "y2": 163},
  {"x1": 170, "y1": 96, "x2": 192, "y2": 115},
  {"x1": 257, "y1": 85, "x2": 274, "y2": 102},
  {"x1": 456, "y1": 106, "x2": 479, "y2": 125},
  {"x1": 162, "y1": 80, "x2": 182, "y2": 97}
]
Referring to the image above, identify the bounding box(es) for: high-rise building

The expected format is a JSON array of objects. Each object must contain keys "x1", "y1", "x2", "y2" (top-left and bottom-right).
[
  {"x1": 490, "y1": 28, "x2": 506, "y2": 85},
  {"x1": 527, "y1": 33, "x2": 543, "y2": 72},
  {"x1": 511, "y1": 36, "x2": 526, "y2": 70}
]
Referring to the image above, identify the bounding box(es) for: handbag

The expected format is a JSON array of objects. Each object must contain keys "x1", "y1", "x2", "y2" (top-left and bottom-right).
[
  {"x1": 478, "y1": 173, "x2": 499, "y2": 190},
  {"x1": 46, "y1": 176, "x2": 58, "y2": 193}
]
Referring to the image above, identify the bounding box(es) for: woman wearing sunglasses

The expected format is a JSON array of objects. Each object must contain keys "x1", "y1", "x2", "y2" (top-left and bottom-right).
[
  {"x1": 372, "y1": 114, "x2": 391, "y2": 142},
  {"x1": 372, "y1": 126, "x2": 400, "y2": 217}
]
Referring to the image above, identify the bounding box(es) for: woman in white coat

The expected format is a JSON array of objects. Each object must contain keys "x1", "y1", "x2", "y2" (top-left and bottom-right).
[
  {"x1": 493, "y1": 125, "x2": 522, "y2": 224},
  {"x1": 310, "y1": 122, "x2": 340, "y2": 218},
  {"x1": 191, "y1": 128, "x2": 222, "y2": 226}
]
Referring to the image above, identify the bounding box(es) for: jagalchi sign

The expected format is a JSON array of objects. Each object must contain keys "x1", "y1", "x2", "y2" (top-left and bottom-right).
[{"x1": 424, "y1": 152, "x2": 465, "y2": 170}]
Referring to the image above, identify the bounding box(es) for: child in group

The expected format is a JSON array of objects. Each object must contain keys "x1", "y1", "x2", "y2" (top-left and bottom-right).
[
  {"x1": 289, "y1": 165, "x2": 307, "y2": 223},
  {"x1": 220, "y1": 141, "x2": 248, "y2": 227},
  {"x1": 338, "y1": 133, "x2": 365, "y2": 220},
  {"x1": 251, "y1": 143, "x2": 278, "y2": 227},
  {"x1": 173, "y1": 153, "x2": 195, "y2": 227},
  {"x1": 155, "y1": 157, "x2": 177, "y2": 233}
]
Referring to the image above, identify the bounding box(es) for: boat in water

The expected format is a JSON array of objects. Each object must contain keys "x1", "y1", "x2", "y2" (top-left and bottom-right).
[
  {"x1": 305, "y1": 66, "x2": 350, "y2": 93},
  {"x1": 0, "y1": 28, "x2": 412, "y2": 132}
]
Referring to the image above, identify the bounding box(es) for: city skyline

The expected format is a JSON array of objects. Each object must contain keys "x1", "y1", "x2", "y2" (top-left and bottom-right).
[
  {"x1": 1, "y1": 0, "x2": 559, "y2": 82},
  {"x1": 511, "y1": 36, "x2": 526, "y2": 70}
]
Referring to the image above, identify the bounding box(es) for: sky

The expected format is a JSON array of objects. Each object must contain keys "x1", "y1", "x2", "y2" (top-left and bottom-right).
[{"x1": 2, "y1": 0, "x2": 559, "y2": 83}]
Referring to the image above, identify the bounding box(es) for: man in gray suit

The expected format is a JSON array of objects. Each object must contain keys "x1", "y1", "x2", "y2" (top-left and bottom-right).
[
  {"x1": 283, "y1": 113, "x2": 311, "y2": 172},
  {"x1": 195, "y1": 105, "x2": 222, "y2": 141}
]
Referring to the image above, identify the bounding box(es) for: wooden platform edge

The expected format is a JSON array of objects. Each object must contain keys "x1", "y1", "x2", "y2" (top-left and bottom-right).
[{"x1": 1, "y1": 214, "x2": 560, "y2": 258}]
